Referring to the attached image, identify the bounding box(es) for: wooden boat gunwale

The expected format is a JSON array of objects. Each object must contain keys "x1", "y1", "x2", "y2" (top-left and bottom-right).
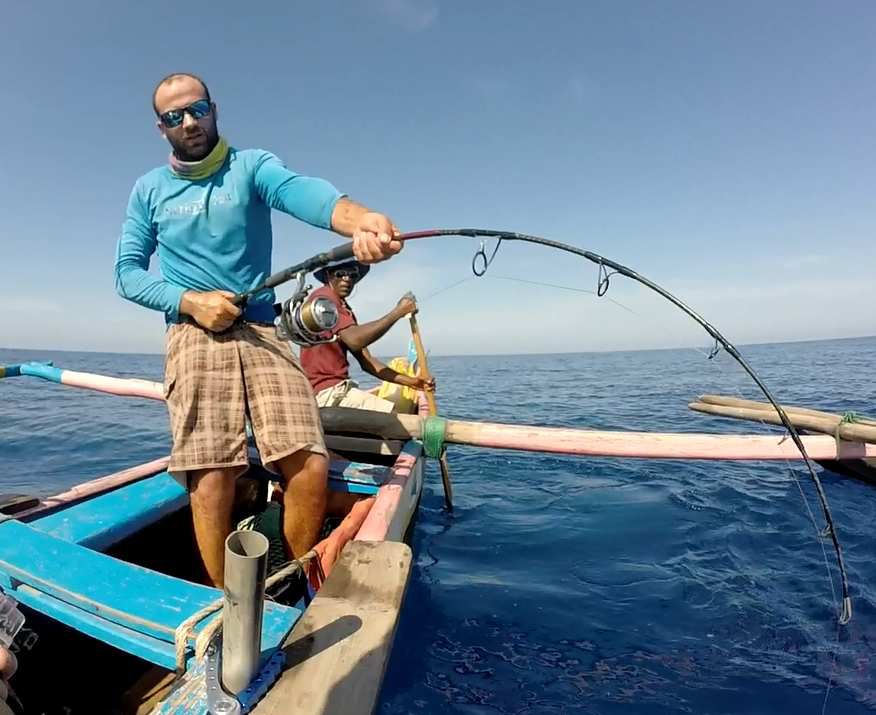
[{"x1": 0, "y1": 395, "x2": 429, "y2": 714}]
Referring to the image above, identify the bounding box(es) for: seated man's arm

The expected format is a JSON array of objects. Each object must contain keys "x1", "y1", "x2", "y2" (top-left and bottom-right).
[
  {"x1": 337, "y1": 295, "x2": 416, "y2": 353},
  {"x1": 351, "y1": 347, "x2": 434, "y2": 391}
]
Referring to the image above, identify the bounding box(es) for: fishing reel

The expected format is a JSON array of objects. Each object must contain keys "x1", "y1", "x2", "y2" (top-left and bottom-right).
[{"x1": 275, "y1": 272, "x2": 339, "y2": 347}]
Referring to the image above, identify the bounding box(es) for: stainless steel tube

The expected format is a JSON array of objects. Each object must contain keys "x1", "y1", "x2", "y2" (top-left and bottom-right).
[{"x1": 222, "y1": 529, "x2": 269, "y2": 694}]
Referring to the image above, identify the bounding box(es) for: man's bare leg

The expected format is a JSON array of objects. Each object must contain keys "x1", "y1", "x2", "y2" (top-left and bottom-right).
[
  {"x1": 326, "y1": 490, "x2": 364, "y2": 517},
  {"x1": 276, "y1": 451, "x2": 329, "y2": 558},
  {"x1": 189, "y1": 466, "x2": 241, "y2": 587}
]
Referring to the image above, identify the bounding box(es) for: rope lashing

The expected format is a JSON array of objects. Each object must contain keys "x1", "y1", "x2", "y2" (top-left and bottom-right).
[
  {"x1": 173, "y1": 549, "x2": 319, "y2": 673},
  {"x1": 422, "y1": 416, "x2": 448, "y2": 459}
]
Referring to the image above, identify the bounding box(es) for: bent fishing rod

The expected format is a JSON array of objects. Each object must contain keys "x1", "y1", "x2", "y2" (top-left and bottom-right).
[{"x1": 237, "y1": 228, "x2": 852, "y2": 625}]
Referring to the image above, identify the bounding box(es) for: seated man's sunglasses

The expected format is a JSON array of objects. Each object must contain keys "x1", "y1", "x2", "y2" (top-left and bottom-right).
[
  {"x1": 331, "y1": 268, "x2": 360, "y2": 280},
  {"x1": 159, "y1": 99, "x2": 212, "y2": 129}
]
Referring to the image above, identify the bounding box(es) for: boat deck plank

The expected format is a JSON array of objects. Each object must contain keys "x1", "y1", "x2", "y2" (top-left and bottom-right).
[
  {"x1": 29, "y1": 472, "x2": 188, "y2": 549},
  {"x1": 0, "y1": 520, "x2": 301, "y2": 669},
  {"x1": 251, "y1": 540, "x2": 412, "y2": 715}
]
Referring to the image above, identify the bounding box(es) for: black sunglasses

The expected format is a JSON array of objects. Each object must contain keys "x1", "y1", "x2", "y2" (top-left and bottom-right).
[
  {"x1": 331, "y1": 268, "x2": 360, "y2": 280},
  {"x1": 159, "y1": 99, "x2": 212, "y2": 129}
]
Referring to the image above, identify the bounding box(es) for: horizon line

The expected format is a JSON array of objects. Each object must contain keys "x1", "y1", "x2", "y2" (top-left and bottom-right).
[{"x1": 2, "y1": 332, "x2": 874, "y2": 361}]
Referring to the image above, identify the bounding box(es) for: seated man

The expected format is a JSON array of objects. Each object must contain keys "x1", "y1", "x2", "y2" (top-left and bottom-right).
[{"x1": 300, "y1": 260, "x2": 434, "y2": 411}]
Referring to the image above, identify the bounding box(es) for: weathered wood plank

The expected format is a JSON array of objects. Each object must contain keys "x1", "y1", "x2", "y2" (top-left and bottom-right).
[
  {"x1": 689, "y1": 400, "x2": 876, "y2": 445},
  {"x1": 251, "y1": 540, "x2": 412, "y2": 715},
  {"x1": 355, "y1": 443, "x2": 424, "y2": 542},
  {"x1": 122, "y1": 666, "x2": 178, "y2": 714},
  {"x1": 325, "y1": 435, "x2": 403, "y2": 456},
  {"x1": 14, "y1": 457, "x2": 171, "y2": 522},
  {"x1": 29, "y1": 473, "x2": 187, "y2": 549}
]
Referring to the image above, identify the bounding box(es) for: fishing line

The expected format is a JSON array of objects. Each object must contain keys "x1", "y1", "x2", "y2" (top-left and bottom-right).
[
  {"x1": 487, "y1": 275, "x2": 638, "y2": 314},
  {"x1": 418, "y1": 272, "x2": 637, "y2": 315},
  {"x1": 500, "y1": 262, "x2": 847, "y2": 707},
  {"x1": 715, "y1": 378, "x2": 843, "y2": 713},
  {"x1": 417, "y1": 235, "x2": 635, "y2": 311},
  {"x1": 630, "y1": 312, "x2": 842, "y2": 633},
  {"x1": 418, "y1": 276, "x2": 476, "y2": 304},
  {"x1": 397, "y1": 228, "x2": 852, "y2": 626},
  {"x1": 256, "y1": 227, "x2": 853, "y2": 626},
  {"x1": 416, "y1": 258, "x2": 847, "y2": 705},
  {"x1": 706, "y1": 360, "x2": 842, "y2": 602}
]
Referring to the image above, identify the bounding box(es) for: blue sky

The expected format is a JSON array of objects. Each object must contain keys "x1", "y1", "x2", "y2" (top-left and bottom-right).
[{"x1": 1, "y1": 0, "x2": 874, "y2": 356}]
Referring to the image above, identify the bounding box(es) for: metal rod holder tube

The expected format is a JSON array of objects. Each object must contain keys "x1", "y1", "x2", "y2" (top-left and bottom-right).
[{"x1": 222, "y1": 530, "x2": 269, "y2": 694}]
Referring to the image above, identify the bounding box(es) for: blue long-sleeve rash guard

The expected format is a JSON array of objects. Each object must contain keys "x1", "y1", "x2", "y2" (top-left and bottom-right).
[{"x1": 114, "y1": 147, "x2": 343, "y2": 323}]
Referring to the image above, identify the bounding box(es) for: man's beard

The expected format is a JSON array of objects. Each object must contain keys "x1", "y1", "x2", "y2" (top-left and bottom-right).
[{"x1": 169, "y1": 123, "x2": 219, "y2": 162}]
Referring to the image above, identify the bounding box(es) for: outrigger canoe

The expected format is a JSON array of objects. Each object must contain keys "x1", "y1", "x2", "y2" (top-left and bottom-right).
[
  {"x1": 3, "y1": 361, "x2": 876, "y2": 714},
  {"x1": 0, "y1": 384, "x2": 428, "y2": 714}
]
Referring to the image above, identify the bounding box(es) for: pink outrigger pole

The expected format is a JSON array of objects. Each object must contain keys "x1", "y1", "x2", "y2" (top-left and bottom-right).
[
  {"x1": 4, "y1": 362, "x2": 876, "y2": 462},
  {"x1": 3, "y1": 360, "x2": 865, "y2": 622},
  {"x1": 0, "y1": 362, "x2": 430, "y2": 587},
  {"x1": 2, "y1": 362, "x2": 165, "y2": 400}
]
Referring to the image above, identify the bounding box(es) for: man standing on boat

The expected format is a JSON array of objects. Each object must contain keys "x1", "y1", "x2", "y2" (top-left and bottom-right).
[
  {"x1": 114, "y1": 72, "x2": 403, "y2": 588},
  {"x1": 300, "y1": 261, "x2": 434, "y2": 411}
]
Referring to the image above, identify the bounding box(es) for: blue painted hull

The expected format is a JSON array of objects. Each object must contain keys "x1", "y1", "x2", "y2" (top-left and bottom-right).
[{"x1": 0, "y1": 442, "x2": 424, "y2": 714}]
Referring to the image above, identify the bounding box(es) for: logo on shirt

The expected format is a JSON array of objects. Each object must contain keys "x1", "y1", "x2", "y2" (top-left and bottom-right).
[{"x1": 163, "y1": 192, "x2": 233, "y2": 218}]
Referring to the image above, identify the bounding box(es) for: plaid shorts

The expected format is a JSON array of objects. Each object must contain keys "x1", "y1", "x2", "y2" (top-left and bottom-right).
[{"x1": 164, "y1": 321, "x2": 327, "y2": 477}]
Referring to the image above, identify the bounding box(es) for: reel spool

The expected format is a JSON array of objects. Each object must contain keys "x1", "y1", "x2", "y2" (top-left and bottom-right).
[{"x1": 275, "y1": 273, "x2": 339, "y2": 346}]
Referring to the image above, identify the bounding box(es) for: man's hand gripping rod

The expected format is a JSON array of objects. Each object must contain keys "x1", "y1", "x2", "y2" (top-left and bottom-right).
[{"x1": 231, "y1": 243, "x2": 356, "y2": 347}]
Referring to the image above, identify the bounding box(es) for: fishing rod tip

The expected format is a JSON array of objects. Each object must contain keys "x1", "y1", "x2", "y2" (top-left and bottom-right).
[{"x1": 839, "y1": 597, "x2": 852, "y2": 625}]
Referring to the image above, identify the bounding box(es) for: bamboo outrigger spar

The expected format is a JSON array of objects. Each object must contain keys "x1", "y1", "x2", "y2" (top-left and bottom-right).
[
  {"x1": 689, "y1": 394, "x2": 876, "y2": 484},
  {"x1": 690, "y1": 394, "x2": 876, "y2": 444},
  {"x1": 6, "y1": 362, "x2": 876, "y2": 463}
]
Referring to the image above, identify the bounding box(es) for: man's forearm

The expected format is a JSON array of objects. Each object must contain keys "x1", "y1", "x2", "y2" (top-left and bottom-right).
[
  {"x1": 330, "y1": 197, "x2": 373, "y2": 237},
  {"x1": 360, "y1": 356, "x2": 420, "y2": 388},
  {"x1": 114, "y1": 260, "x2": 186, "y2": 321},
  {"x1": 376, "y1": 367, "x2": 419, "y2": 387},
  {"x1": 387, "y1": 370, "x2": 422, "y2": 388},
  {"x1": 339, "y1": 309, "x2": 403, "y2": 352}
]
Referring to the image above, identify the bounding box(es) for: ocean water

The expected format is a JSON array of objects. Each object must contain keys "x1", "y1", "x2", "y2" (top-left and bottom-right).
[{"x1": 1, "y1": 337, "x2": 875, "y2": 714}]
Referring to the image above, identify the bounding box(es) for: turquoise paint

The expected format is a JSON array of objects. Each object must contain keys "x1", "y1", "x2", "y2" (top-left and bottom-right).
[
  {"x1": 12, "y1": 585, "x2": 175, "y2": 668},
  {"x1": 0, "y1": 361, "x2": 54, "y2": 379},
  {"x1": 20, "y1": 362, "x2": 63, "y2": 383},
  {"x1": 328, "y1": 478, "x2": 379, "y2": 495},
  {"x1": 0, "y1": 521, "x2": 301, "y2": 668},
  {"x1": 31, "y1": 472, "x2": 187, "y2": 549},
  {"x1": 328, "y1": 461, "x2": 392, "y2": 486}
]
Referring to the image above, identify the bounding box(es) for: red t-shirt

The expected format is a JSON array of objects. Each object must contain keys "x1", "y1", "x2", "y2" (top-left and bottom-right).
[{"x1": 300, "y1": 285, "x2": 358, "y2": 393}]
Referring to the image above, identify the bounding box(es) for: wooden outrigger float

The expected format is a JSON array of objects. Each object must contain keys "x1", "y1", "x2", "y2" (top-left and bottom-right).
[
  {"x1": 689, "y1": 394, "x2": 876, "y2": 483},
  {"x1": 2, "y1": 360, "x2": 875, "y2": 714}
]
